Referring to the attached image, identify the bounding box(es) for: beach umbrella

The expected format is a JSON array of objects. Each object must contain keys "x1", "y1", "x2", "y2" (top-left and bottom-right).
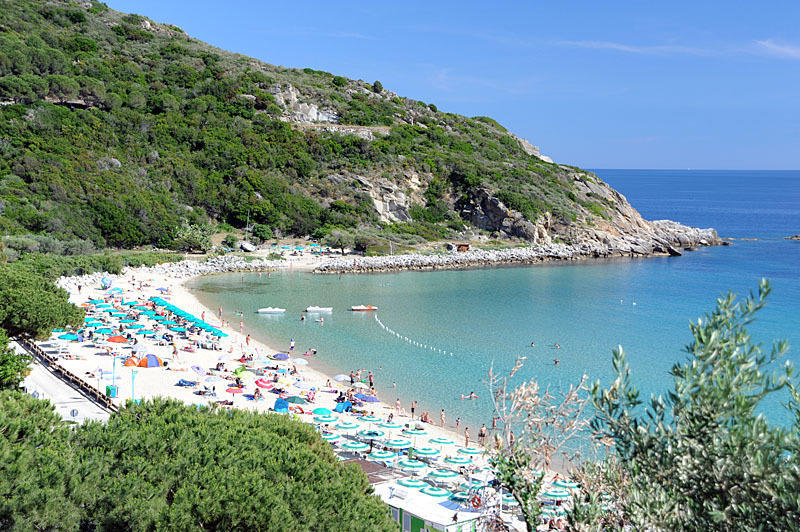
[
  {"x1": 88, "y1": 299, "x2": 104, "y2": 304},
  {"x1": 96, "y1": 304, "x2": 111, "y2": 308},
  {"x1": 457, "y1": 447, "x2": 483, "y2": 456},
  {"x1": 501, "y1": 493, "x2": 518, "y2": 506},
  {"x1": 341, "y1": 441, "x2": 369, "y2": 452},
  {"x1": 109, "y1": 287, "x2": 123, "y2": 293},
  {"x1": 52, "y1": 328, "x2": 65, "y2": 333},
  {"x1": 121, "y1": 301, "x2": 137, "y2": 306},
  {"x1": 291, "y1": 358, "x2": 308, "y2": 365},
  {"x1": 96, "y1": 328, "x2": 114, "y2": 334},
  {"x1": 135, "y1": 329, "x2": 156, "y2": 335},
  {"x1": 553, "y1": 479, "x2": 580, "y2": 490},
  {"x1": 140, "y1": 311, "x2": 156, "y2": 316},
  {"x1": 107, "y1": 335, "x2": 127, "y2": 343},
  {"x1": 211, "y1": 331, "x2": 228, "y2": 337},
  {"x1": 320, "y1": 432, "x2": 339, "y2": 442},
  {"x1": 126, "y1": 324, "x2": 144, "y2": 329},
  {"x1": 273, "y1": 353, "x2": 289, "y2": 360},
  {"x1": 333, "y1": 374, "x2": 350, "y2": 382},
  {"x1": 132, "y1": 305, "x2": 148, "y2": 310},
  {"x1": 359, "y1": 395, "x2": 379, "y2": 403},
  {"x1": 398, "y1": 459, "x2": 427, "y2": 471},
  {"x1": 334, "y1": 422, "x2": 359, "y2": 431},
  {"x1": 255, "y1": 379, "x2": 273, "y2": 389},
  {"x1": 379, "y1": 422, "x2": 402, "y2": 429},
  {"x1": 358, "y1": 415, "x2": 381, "y2": 423},
  {"x1": 285, "y1": 396, "x2": 306, "y2": 404},
  {"x1": 314, "y1": 415, "x2": 338, "y2": 423},
  {"x1": 421, "y1": 486, "x2": 451, "y2": 498},
  {"x1": 459, "y1": 480, "x2": 487, "y2": 491},
  {"x1": 226, "y1": 387, "x2": 243, "y2": 395},
  {"x1": 450, "y1": 491, "x2": 471, "y2": 504},
  {"x1": 541, "y1": 488, "x2": 572, "y2": 500},
  {"x1": 368, "y1": 450, "x2": 395, "y2": 460},
  {"x1": 312, "y1": 407, "x2": 332, "y2": 416},
  {"x1": 352, "y1": 382, "x2": 369, "y2": 389},
  {"x1": 156, "y1": 287, "x2": 168, "y2": 292},
  {"x1": 541, "y1": 507, "x2": 567, "y2": 518},
  {"x1": 152, "y1": 315, "x2": 166, "y2": 321},
  {"x1": 385, "y1": 438, "x2": 412, "y2": 450},
  {"x1": 430, "y1": 437, "x2": 455, "y2": 446},
  {"x1": 161, "y1": 320, "x2": 177, "y2": 325},
  {"x1": 413, "y1": 447, "x2": 441, "y2": 457},
  {"x1": 358, "y1": 429, "x2": 385, "y2": 439},
  {"x1": 428, "y1": 469, "x2": 459, "y2": 481},
  {"x1": 58, "y1": 333, "x2": 79, "y2": 341},
  {"x1": 293, "y1": 381, "x2": 312, "y2": 390},
  {"x1": 170, "y1": 327, "x2": 187, "y2": 332},
  {"x1": 403, "y1": 428, "x2": 427, "y2": 436},
  {"x1": 444, "y1": 456, "x2": 472, "y2": 465},
  {"x1": 397, "y1": 478, "x2": 427, "y2": 488}
]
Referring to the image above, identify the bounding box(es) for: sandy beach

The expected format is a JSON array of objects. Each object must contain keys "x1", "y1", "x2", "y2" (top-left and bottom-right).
[{"x1": 48, "y1": 252, "x2": 491, "y2": 456}]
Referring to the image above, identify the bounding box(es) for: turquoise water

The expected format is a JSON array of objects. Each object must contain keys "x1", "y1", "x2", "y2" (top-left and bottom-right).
[{"x1": 188, "y1": 170, "x2": 800, "y2": 429}]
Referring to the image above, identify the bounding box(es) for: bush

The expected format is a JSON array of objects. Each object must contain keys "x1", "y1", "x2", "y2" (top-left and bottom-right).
[{"x1": 222, "y1": 234, "x2": 237, "y2": 248}]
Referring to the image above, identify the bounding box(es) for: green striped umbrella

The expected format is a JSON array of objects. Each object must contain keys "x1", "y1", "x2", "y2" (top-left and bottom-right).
[
  {"x1": 161, "y1": 320, "x2": 177, "y2": 325},
  {"x1": 553, "y1": 479, "x2": 580, "y2": 490},
  {"x1": 412, "y1": 447, "x2": 440, "y2": 457},
  {"x1": 541, "y1": 488, "x2": 571, "y2": 500},
  {"x1": 379, "y1": 421, "x2": 402, "y2": 429},
  {"x1": 420, "y1": 486, "x2": 451, "y2": 498},
  {"x1": 444, "y1": 456, "x2": 472, "y2": 465},
  {"x1": 368, "y1": 450, "x2": 395, "y2": 460},
  {"x1": 501, "y1": 493, "x2": 518, "y2": 505},
  {"x1": 126, "y1": 324, "x2": 144, "y2": 329},
  {"x1": 541, "y1": 507, "x2": 567, "y2": 518},
  {"x1": 335, "y1": 422, "x2": 360, "y2": 431},
  {"x1": 358, "y1": 429, "x2": 385, "y2": 439},
  {"x1": 314, "y1": 415, "x2": 338, "y2": 423},
  {"x1": 320, "y1": 433, "x2": 339, "y2": 442},
  {"x1": 96, "y1": 304, "x2": 111, "y2": 308},
  {"x1": 402, "y1": 428, "x2": 427, "y2": 436},
  {"x1": 428, "y1": 469, "x2": 459, "y2": 480},
  {"x1": 457, "y1": 447, "x2": 483, "y2": 455},
  {"x1": 120, "y1": 319, "x2": 136, "y2": 324},
  {"x1": 151, "y1": 315, "x2": 166, "y2": 321},
  {"x1": 135, "y1": 329, "x2": 156, "y2": 335},
  {"x1": 397, "y1": 459, "x2": 426, "y2": 471},
  {"x1": 385, "y1": 438, "x2": 412, "y2": 450},
  {"x1": 429, "y1": 437, "x2": 454, "y2": 445},
  {"x1": 358, "y1": 415, "x2": 381, "y2": 423},
  {"x1": 140, "y1": 310, "x2": 156, "y2": 316},
  {"x1": 312, "y1": 407, "x2": 332, "y2": 416},
  {"x1": 450, "y1": 491, "x2": 470, "y2": 502},
  {"x1": 459, "y1": 480, "x2": 487, "y2": 490},
  {"x1": 397, "y1": 478, "x2": 427, "y2": 488},
  {"x1": 341, "y1": 441, "x2": 369, "y2": 452}
]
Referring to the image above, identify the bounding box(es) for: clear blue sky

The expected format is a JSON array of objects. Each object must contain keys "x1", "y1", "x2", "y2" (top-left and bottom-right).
[{"x1": 108, "y1": 1, "x2": 800, "y2": 169}]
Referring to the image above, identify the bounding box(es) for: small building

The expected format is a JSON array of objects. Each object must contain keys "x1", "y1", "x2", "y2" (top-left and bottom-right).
[{"x1": 373, "y1": 481, "x2": 482, "y2": 532}]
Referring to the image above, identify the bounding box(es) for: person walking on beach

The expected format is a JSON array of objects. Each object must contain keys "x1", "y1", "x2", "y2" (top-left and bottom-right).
[
  {"x1": 456, "y1": 417, "x2": 461, "y2": 430},
  {"x1": 350, "y1": 371, "x2": 355, "y2": 385},
  {"x1": 239, "y1": 320, "x2": 244, "y2": 333},
  {"x1": 218, "y1": 306, "x2": 223, "y2": 319},
  {"x1": 440, "y1": 409, "x2": 446, "y2": 427},
  {"x1": 464, "y1": 427, "x2": 470, "y2": 447},
  {"x1": 368, "y1": 371, "x2": 374, "y2": 388},
  {"x1": 289, "y1": 338, "x2": 295, "y2": 351},
  {"x1": 478, "y1": 424, "x2": 487, "y2": 446},
  {"x1": 411, "y1": 400, "x2": 417, "y2": 419},
  {"x1": 245, "y1": 334, "x2": 251, "y2": 346},
  {"x1": 395, "y1": 398, "x2": 401, "y2": 414}
]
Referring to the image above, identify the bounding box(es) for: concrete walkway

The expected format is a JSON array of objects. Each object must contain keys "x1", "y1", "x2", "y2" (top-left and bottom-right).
[{"x1": 16, "y1": 342, "x2": 110, "y2": 424}]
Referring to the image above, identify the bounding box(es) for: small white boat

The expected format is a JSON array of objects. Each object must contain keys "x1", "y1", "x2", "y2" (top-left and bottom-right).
[
  {"x1": 257, "y1": 307, "x2": 286, "y2": 314},
  {"x1": 239, "y1": 241, "x2": 256, "y2": 252},
  {"x1": 350, "y1": 305, "x2": 378, "y2": 312},
  {"x1": 305, "y1": 306, "x2": 333, "y2": 313}
]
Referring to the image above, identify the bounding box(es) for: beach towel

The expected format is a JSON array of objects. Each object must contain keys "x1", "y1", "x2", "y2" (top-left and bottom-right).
[{"x1": 176, "y1": 379, "x2": 198, "y2": 387}]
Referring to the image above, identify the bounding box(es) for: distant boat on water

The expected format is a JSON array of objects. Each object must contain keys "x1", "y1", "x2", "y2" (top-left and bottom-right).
[
  {"x1": 257, "y1": 307, "x2": 286, "y2": 314},
  {"x1": 350, "y1": 305, "x2": 378, "y2": 311},
  {"x1": 305, "y1": 306, "x2": 333, "y2": 312}
]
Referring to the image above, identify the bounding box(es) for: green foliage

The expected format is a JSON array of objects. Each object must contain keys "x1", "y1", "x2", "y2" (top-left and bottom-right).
[
  {"x1": 585, "y1": 280, "x2": 800, "y2": 530},
  {"x1": 0, "y1": 265, "x2": 83, "y2": 339},
  {"x1": 172, "y1": 222, "x2": 212, "y2": 253},
  {"x1": 323, "y1": 229, "x2": 354, "y2": 255},
  {"x1": 0, "y1": 395, "x2": 396, "y2": 531},
  {"x1": 372, "y1": 80, "x2": 383, "y2": 93},
  {"x1": 0, "y1": 331, "x2": 30, "y2": 389},
  {"x1": 222, "y1": 233, "x2": 238, "y2": 248},
  {"x1": 332, "y1": 75, "x2": 347, "y2": 87},
  {"x1": 251, "y1": 223, "x2": 273, "y2": 243}
]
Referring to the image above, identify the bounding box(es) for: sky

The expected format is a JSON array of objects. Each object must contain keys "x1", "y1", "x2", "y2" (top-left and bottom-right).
[{"x1": 107, "y1": 1, "x2": 800, "y2": 169}]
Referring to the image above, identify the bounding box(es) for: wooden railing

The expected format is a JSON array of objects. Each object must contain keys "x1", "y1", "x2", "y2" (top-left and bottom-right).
[{"x1": 17, "y1": 338, "x2": 119, "y2": 413}]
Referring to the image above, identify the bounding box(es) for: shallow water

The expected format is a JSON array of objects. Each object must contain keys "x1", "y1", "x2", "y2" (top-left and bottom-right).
[{"x1": 188, "y1": 170, "x2": 800, "y2": 429}]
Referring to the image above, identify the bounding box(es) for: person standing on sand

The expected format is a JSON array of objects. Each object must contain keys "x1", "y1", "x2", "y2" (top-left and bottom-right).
[
  {"x1": 289, "y1": 338, "x2": 295, "y2": 351},
  {"x1": 456, "y1": 417, "x2": 461, "y2": 430},
  {"x1": 218, "y1": 306, "x2": 223, "y2": 319},
  {"x1": 464, "y1": 427, "x2": 470, "y2": 447},
  {"x1": 368, "y1": 371, "x2": 374, "y2": 388},
  {"x1": 441, "y1": 409, "x2": 446, "y2": 427},
  {"x1": 239, "y1": 320, "x2": 244, "y2": 333},
  {"x1": 478, "y1": 424, "x2": 487, "y2": 446},
  {"x1": 395, "y1": 398, "x2": 401, "y2": 414},
  {"x1": 201, "y1": 311, "x2": 205, "y2": 322},
  {"x1": 411, "y1": 400, "x2": 417, "y2": 420},
  {"x1": 245, "y1": 334, "x2": 251, "y2": 346}
]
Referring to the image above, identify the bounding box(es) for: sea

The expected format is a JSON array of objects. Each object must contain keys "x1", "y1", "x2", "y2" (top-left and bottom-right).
[{"x1": 188, "y1": 170, "x2": 800, "y2": 429}]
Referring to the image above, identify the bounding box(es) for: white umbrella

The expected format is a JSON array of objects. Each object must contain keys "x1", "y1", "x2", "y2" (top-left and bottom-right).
[
  {"x1": 333, "y1": 374, "x2": 350, "y2": 382},
  {"x1": 352, "y1": 382, "x2": 369, "y2": 389},
  {"x1": 291, "y1": 358, "x2": 308, "y2": 365}
]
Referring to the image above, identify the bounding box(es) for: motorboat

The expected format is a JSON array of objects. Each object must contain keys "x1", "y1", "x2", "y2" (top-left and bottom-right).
[
  {"x1": 350, "y1": 305, "x2": 378, "y2": 311},
  {"x1": 305, "y1": 306, "x2": 333, "y2": 312},
  {"x1": 257, "y1": 307, "x2": 286, "y2": 314}
]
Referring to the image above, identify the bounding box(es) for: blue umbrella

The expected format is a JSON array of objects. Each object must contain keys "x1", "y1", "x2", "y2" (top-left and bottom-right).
[
  {"x1": 273, "y1": 353, "x2": 289, "y2": 360},
  {"x1": 211, "y1": 331, "x2": 228, "y2": 337},
  {"x1": 135, "y1": 329, "x2": 156, "y2": 335},
  {"x1": 170, "y1": 327, "x2": 187, "y2": 332},
  {"x1": 59, "y1": 333, "x2": 79, "y2": 341},
  {"x1": 96, "y1": 328, "x2": 114, "y2": 334}
]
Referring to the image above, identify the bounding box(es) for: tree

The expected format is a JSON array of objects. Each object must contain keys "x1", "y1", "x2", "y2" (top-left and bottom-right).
[
  {"x1": 372, "y1": 80, "x2": 383, "y2": 93},
  {"x1": 73, "y1": 399, "x2": 397, "y2": 531},
  {"x1": 222, "y1": 233, "x2": 238, "y2": 248},
  {"x1": 0, "y1": 265, "x2": 84, "y2": 339},
  {"x1": 252, "y1": 223, "x2": 273, "y2": 243},
  {"x1": 579, "y1": 280, "x2": 800, "y2": 530},
  {"x1": 486, "y1": 357, "x2": 592, "y2": 532},
  {"x1": 172, "y1": 221, "x2": 212, "y2": 253},
  {"x1": 0, "y1": 331, "x2": 31, "y2": 389},
  {"x1": 324, "y1": 229, "x2": 354, "y2": 256}
]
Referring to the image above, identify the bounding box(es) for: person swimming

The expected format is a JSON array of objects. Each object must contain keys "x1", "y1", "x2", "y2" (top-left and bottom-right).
[{"x1": 460, "y1": 391, "x2": 479, "y2": 400}]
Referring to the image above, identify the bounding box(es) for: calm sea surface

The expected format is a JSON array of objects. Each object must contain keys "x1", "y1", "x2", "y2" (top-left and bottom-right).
[{"x1": 188, "y1": 170, "x2": 800, "y2": 428}]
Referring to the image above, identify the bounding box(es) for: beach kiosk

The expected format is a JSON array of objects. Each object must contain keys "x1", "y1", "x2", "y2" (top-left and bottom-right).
[{"x1": 374, "y1": 481, "x2": 481, "y2": 532}]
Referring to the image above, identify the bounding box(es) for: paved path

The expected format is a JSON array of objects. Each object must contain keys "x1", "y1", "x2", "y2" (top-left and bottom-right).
[{"x1": 16, "y1": 342, "x2": 110, "y2": 424}]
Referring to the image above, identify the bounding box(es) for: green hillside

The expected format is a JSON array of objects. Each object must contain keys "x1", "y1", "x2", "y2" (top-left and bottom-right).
[{"x1": 0, "y1": 0, "x2": 600, "y2": 252}]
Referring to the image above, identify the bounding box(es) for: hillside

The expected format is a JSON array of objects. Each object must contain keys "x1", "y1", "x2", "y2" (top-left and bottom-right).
[{"x1": 0, "y1": 0, "x2": 717, "y2": 255}]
